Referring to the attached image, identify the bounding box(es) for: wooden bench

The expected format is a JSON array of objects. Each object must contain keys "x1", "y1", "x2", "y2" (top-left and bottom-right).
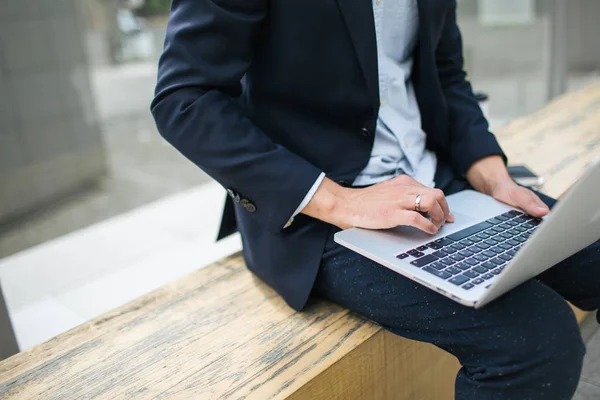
[{"x1": 1, "y1": 82, "x2": 599, "y2": 399}]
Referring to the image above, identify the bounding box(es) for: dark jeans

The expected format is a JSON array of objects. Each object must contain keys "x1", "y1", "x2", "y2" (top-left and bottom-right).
[{"x1": 313, "y1": 182, "x2": 600, "y2": 400}]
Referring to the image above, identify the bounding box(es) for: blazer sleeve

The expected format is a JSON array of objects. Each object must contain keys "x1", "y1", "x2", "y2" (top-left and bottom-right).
[
  {"x1": 435, "y1": 3, "x2": 508, "y2": 177},
  {"x1": 151, "y1": 0, "x2": 323, "y2": 234}
]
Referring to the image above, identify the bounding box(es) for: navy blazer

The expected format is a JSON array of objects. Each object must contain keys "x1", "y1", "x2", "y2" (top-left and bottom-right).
[{"x1": 152, "y1": 0, "x2": 506, "y2": 310}]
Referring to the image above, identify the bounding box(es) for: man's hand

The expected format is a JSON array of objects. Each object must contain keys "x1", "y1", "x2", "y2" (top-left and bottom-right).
[
  {"x1": 301, "y1": 175, "x2": 455, "y2": 234},
  {"x1": 467, "y1": 155, "x2": 549, "y2": 217},
  {"x1": 489, "y1": 180, "x2": 549, "y2": 218}
]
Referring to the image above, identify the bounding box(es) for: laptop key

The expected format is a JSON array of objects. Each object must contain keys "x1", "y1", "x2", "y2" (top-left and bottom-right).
[
  {"x1": 449, "y1": 275, "x2": 470, "y2": 285},
  {"x1": 459, "y1": 249, "x2": 474, "y2": 257},
  {"x1": 514, "y1": 236, "x2": 527, "y2": 243},
  {"x1": 498, "y1": 243, "x2": 512, "y2": 250},
  {"x1": 443, "y1": 247, "x2": 458, "y2": 254},
  {"x1": 410, "y1": 254, "x2": 439, "y2": 267},
  {"x1": 482, "y1": 273, "x2": 494, "y2": 280},
  {"x1": 450, "y1": 254, "x2": 465, "y2": 261},
  {"x1": 464, "y1": 258, "x2": 479, "y2": 266},
  {"x1": 484, "y1": 238, "x2": 499, "y2": 246},
  {"x1": 491, "y1": 226, "x2": 504, "y2": 233},
  {"x1": 426, "y1": 242, "x2": 443, "y2": 250},
  {"x1": 505, "y1": 220, "x2": 518, "y2": 227},
  {"x1": 451, "y1": 242, "x2": 466, "y2": 250},
  {"x1": 527, "y1": 218, "x2": 542, "y2": 227},
  {"x1": 482, "y1": 261, "x2": 496, "y2": 270},
  {"x1": 473, "y1": 278, "x2": 485, "y2": 285},
  {"x1": 499, "y1": 232, "x2": 513, "y2": 239},
  {"x1": 417, "y1": 245, "x2": 428, "y2": 251},
  {"x1": 455, "y1": 262, "x2": 470, "y2": 271},
  {"x1": 423, "y1": 266, "x2": 452, "y2": 279},
  {"x1": 486, "y1": 218, "x2": 502, "y2": 225},
  {"x1": 464, "y1": 270, "x2": 479, "y2": 278},
  {"x1": 491, "y1": 235, "x2": 506, "y2": 242},
  {"x1": 459, "y1": 239, "x2": 475, "y2": 246},
  {"x1": 508, "y1": 229, "x2": 521, "y2": 236},
  {"x1": 407, "y1": 249, "x2": 419, "y2": 255},
  {"x1": 462, "y1": 283, "x2": 475, "y2": 290},
  {"x1": 499, "y1": 253, "x2": 513, "y2": 261},
  {"x1": 468, "y1": 246, "x2": 482, "y2": 254},
  {"x1": 434, "y1": 238, "x2": 455, "y2": 246},
  {"x1": 514, "y1": 225, "x2": 527, "y2": 233},
  {"x1": 499, "y1": 223, "x2": 512, "y2": 230},
  {"x1": 507, "y1": 210, "x2": 524, "y2": 217},
  {"x1": 474, "y1": 254, "x2": 489, "y2": 262},
  {"x1": 484, "y1": 229, "x2": 497, "y2": 236},
  {"x1": 476, "y1": 242, "x2": 491, "y2": 250},
  {"x1": 490, "y1": 246, "x2": 504, "y2": 254},
  {"x1": 468, "y1": 235, "x2": 483, "y2": 243},
  {"x1": 447, "y1": 221, "x2": 494, "y2": 241},
  {"x1": 445, "y1": 266, "x2": 462, "y2": 275},
  {"x1": 505, "y1": 239, "x2": 519, "y2": 247},
  {"x1": 431, "y1": 262, "x2": 446, "y2": 270},
  {"x1": 490, "y1": 258, "x2": 505, "y2": 265},
  {"x1": 441, "y1": 258, "x2": 456, "y2": 266},
  {"x1": 495, "y1": 214, "x2": 509, "y2": 221},
  {"x1": 473, "y1": 265, "x2": 488, "y2": 274},
  {"x1": 477, "y1": 232, "x2": 490, "y2": 240},
  {"x1": 491, "y1": 268, "x2": 503, "y2": 275},
  {"x1": 432, "y1": 250, "x2": 446, "y2": 258},
  {"x1": 482, "y1": 250, "x2": 496, "y2": 258},
  {"x1": 411, "y1": 251, "x2": 425, "y2": 257},
  {"x1": 397, "y1": 253, "x2": 409, "y2": 260}
]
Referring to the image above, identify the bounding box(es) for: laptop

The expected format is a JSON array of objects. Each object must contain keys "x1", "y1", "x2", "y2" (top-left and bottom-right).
[{"x1": 334, "y1": 159, "x2": 600, "y2": 308}]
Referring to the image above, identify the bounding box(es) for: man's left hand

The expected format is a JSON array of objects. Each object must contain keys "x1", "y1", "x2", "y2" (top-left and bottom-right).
[
  {"x1": 466, "y1": 155, "x2": 549, "y2": 218},
  {"x1": 489, "y1": 179, "x2": 549, "y2": 218}
]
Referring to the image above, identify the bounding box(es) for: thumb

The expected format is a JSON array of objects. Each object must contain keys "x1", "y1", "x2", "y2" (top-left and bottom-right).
[{"x1": 514, "y1": 187, "x2": 549, "y2": 217}]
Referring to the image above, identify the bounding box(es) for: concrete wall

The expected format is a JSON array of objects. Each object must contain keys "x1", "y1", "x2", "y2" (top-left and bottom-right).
[
  {"x1": 0, "y1": 0, "x2": 106, "y2": 225},
  {"x1": 566, "y1": 0, "x2": 600, "y2": 71}
]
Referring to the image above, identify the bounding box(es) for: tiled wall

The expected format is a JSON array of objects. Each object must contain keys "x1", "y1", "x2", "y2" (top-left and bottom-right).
[{"x1": 0, "y1": 0, "x2": 106, "y2": 224}]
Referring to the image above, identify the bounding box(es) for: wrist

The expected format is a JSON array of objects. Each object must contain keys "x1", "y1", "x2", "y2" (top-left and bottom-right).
[
  {"x1": 466, "y1": 155, "x2": 511, "y2": 196},
  {"x1": 301, "y1": 178, "x2": 354, "y2": 228}
]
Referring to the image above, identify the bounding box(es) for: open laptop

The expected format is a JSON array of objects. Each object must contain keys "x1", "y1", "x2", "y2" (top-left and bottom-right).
[{"x1": 334, "y1": 159, "x2": 600, "y2": 308}]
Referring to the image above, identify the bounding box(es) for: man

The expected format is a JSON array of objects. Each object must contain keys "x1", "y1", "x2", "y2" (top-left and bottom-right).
[{"x1": 152, "y1": 0, "x2": 600, "y2": 398}]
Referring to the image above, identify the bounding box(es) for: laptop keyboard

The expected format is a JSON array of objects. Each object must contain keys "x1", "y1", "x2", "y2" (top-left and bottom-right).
[{"x1": 396, "y1": 210, "x2": 543, "y2": 291}]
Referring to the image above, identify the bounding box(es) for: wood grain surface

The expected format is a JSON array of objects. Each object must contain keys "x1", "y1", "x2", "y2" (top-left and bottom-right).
[{"x1": 0, "y1": 82, "x2": 598, "y2": 399}]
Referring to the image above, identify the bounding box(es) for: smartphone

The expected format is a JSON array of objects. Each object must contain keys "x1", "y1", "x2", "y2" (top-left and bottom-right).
[{"x1": 507, "y1": 165, "x2": 544, "y2": 189}]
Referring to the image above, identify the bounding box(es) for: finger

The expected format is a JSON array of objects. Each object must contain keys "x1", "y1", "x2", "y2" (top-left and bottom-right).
[
  {"x1": 513, "y1": 187, "x2": 549, "y2": 217},
  {"x1": 417, "y1": 194, "x2": 446, "y2": 228},
  {"x1": 427, "y1": 188, "x2": 454, "y2": 223},
  {"x1": 395, "y1": 210, "x2": 439, "y2": 235}
]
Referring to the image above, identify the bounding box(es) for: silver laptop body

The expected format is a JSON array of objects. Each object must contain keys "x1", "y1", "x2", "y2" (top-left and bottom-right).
[{"x1": 334, "y1": 159, "x2": 600, "y2": 308}]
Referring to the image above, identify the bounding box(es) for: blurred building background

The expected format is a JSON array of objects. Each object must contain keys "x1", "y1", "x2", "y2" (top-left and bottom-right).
[
  {"x1": 0, "y1": 0, "x2": 599, "y2": 367},
  {"x1": 1, "y1": 0, "x2": 599, "y2": 257}
]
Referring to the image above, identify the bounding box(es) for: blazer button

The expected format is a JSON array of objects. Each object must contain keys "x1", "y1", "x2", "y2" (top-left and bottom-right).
[
  {"x1": 240, "y1": 199, "x2": 257, "y2": 213},
  {"x1": 360, "y1": 127, "x2": 372, "y2": 137}
]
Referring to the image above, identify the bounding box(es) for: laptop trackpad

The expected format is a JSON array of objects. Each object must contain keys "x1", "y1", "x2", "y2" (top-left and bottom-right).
[{"x1": 388, "y1": 211, "x2": 477, "y2": 243}]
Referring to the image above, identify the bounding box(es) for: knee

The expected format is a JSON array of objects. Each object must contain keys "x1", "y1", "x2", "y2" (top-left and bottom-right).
[{"x1": 502, "y1": 303, "x2": 586, "y2": 394}]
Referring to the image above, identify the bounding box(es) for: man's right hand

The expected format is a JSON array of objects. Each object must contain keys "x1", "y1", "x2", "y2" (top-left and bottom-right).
[{"x1": 301, "y1": 175, "x2": 454, "y2": 235}]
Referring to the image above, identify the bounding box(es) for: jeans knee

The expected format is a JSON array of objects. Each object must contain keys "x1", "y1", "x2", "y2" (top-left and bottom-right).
[{"x1": 509, "y1": 309, "x2": 586, "y2": 396}]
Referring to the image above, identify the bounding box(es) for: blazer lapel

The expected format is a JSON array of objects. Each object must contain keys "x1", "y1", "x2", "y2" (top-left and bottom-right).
[{"x1": 334, "y1": 0, "x2": 379, "y2": 109}]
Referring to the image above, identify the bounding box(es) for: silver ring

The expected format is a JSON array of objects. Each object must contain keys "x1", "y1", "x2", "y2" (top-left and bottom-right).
[{"x1": 415, "y1": 194, "x2": 423, "y2": 212}]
